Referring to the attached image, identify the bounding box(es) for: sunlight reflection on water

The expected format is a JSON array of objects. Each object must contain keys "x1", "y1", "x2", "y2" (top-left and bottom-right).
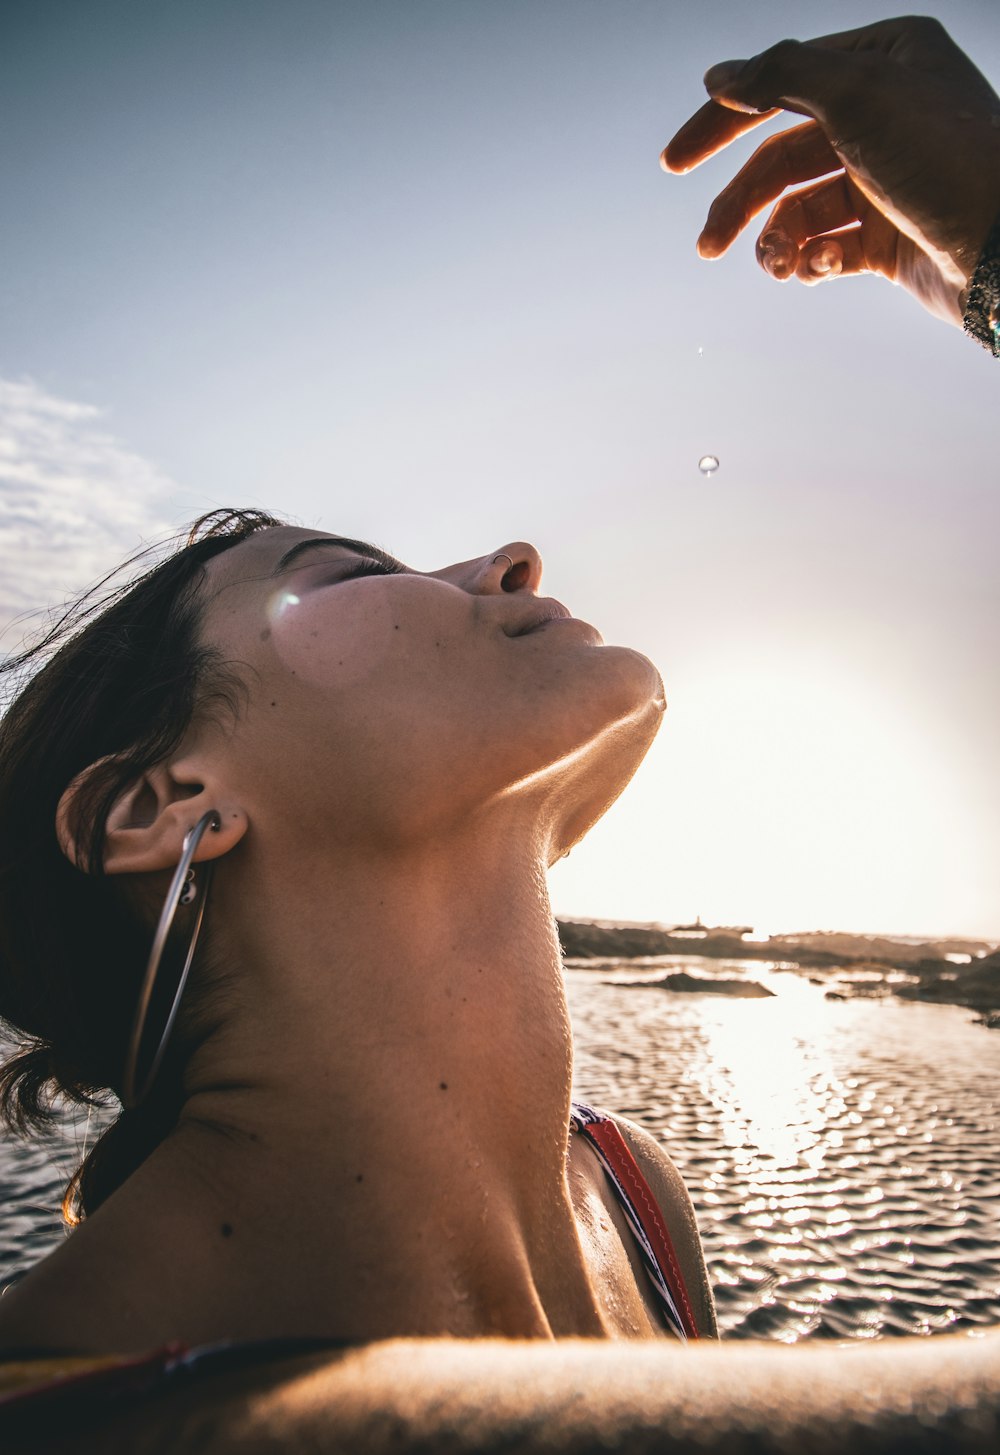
[{"x1": 693, "y1": 974, "x2": 843, "y2": 1171}]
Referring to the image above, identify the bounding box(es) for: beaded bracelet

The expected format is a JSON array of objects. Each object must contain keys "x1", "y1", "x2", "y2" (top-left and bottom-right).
[{"x1": 963, "y1": 209, "x2": 1000, "y2": 357}]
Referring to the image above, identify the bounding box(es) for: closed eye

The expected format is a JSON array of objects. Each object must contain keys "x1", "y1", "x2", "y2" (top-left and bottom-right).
[
  {"x1": 324, "y1": 557, "x2": 406, "y2": 584},
  {"x1": 274, "y1": 536, "x2": 405, "y2": 579}
]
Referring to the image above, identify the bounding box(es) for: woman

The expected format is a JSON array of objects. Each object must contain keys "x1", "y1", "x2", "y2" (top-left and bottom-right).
[
  {"x1": 1, "y1": 10, "x2": 999, "y2": 1449},
  {"x1": 0, "y1": 510, "x2": 717, "y2": 1358}
]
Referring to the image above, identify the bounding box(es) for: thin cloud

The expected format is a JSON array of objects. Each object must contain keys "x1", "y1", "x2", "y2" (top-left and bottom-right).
[{"x1": 0, "y1": 378, "x2": 177, "y2": 645}]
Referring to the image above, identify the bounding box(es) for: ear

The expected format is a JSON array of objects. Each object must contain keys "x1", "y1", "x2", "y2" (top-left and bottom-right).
[{"x1": 56, "y1": 756, "x2": 248, "y2": 875}]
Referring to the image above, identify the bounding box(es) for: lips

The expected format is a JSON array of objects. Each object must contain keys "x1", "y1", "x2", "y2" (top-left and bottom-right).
[{"x1": 504, "y1": 598, "x2": 574, "y2": 637}]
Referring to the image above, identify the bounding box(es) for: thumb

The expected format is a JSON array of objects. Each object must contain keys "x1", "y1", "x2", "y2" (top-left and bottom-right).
[{"x1": 705, "y1": 39, "x2": 851, "y2": 124}]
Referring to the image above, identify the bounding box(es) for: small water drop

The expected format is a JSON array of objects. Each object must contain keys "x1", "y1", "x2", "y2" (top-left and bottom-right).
[{"x1": 698, "y1": 454, "x2": 720, "y2": 477}]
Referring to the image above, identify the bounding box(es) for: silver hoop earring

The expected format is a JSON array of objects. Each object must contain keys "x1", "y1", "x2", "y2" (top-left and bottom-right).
[
  {"x1": 493, "y1": 553, "x2": 514, "y2": 573},
  {"x1": 121, "y1": 810, "x2": 221, "y2": 1108}
]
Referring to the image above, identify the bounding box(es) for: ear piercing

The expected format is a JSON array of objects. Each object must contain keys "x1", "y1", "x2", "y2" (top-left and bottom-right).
[{"x1": 121, "y1": 810, "x2": 221, "y2": 1107}]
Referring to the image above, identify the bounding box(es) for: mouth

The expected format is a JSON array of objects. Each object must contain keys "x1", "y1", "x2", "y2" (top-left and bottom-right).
[{"x1": 504, "y1": 599, "x2": 575, "y2": 637}]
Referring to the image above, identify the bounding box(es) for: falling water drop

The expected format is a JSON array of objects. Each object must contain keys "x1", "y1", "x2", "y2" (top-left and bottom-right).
[{"x1": 694, "y1": 346, "x2": 720, "y2": 477}]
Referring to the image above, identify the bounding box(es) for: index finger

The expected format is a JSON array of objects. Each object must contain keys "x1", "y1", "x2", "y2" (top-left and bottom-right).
[
  {"x1": 661, "y1": 37, "x2": 850, "y2": 175},
  {"x1": 661, "y1": 97, "x2": 779, "y2": 174},
  {"x1": 661, "y1": 23, "x2": 906, "y2": 175}
]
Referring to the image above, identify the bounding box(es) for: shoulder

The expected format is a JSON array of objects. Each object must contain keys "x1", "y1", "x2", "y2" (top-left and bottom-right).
[
  {"x1": 0, "y1": 1238, "x2": 89, "y2": 1356},
  {"x1": 0, "y1": 1188, "x2": 156, "y2": 1356},
  {"x1": 605, "y1": 1112, "x2": 719, "y2": 1339}
]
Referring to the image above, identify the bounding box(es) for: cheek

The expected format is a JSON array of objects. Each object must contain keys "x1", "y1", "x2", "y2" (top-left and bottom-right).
[
  {"x1": 250, "y1": 583, "x2": 498, "y2": 839},
  {"x1": 262, "y1": 577, "x2": 491, "y2": 783},
  {"x1": 267, "y1": 581, "x2": 401, "y2": 691}
]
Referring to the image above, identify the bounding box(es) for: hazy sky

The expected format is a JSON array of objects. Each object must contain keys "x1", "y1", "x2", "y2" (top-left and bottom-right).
[{"x1": 2, "y1": 1, "x2": 998, "y2": 939}]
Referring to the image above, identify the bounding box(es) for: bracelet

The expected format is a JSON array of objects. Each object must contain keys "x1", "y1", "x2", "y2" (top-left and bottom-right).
[{"x1": 963, "y1": 209, "x2": 1000, "y2": 357}]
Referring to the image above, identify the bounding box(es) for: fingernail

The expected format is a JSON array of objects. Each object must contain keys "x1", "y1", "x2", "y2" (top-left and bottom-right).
[
  {"x1": 807, "y1": 241, "x2": 843, "y2": 278},
  {"x1": 757, "y1": 229, "x2": 795, "y2": 280},
  {"x1": 704, "y1": 59, "x2": 747, "y2": 91}
]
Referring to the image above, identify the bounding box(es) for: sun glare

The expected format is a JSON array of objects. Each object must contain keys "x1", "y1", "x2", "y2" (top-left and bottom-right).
[
  {"x1": 555, "y1": 647, "x2": 989, "y2": 938},
  {"x1": 268, "y1": 590, "x2": 301, "y2": 623}
]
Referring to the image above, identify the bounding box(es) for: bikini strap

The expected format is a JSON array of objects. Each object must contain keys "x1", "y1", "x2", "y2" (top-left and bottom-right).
[{"x1": 571, "y1": 1102, "x2": 700, "y2": 1342}]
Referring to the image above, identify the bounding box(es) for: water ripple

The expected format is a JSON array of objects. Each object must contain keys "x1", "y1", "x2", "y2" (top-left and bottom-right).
[{"x1": 567, "y1": 961, "x2": 1000, "y2": 1341}]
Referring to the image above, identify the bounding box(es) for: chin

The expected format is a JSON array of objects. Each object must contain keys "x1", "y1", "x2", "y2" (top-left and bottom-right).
[
  {"x1": 546, "y1": 656, "x2": 666, "y2": 859},
  {"x1": 594, "y1": 642, "x2": 667, "y2": 722}
]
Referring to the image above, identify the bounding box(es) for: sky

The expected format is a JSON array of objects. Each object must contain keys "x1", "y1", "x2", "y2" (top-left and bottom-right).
[{"x1": 2, "y1": 0, "x2": 998, "y2": 940}]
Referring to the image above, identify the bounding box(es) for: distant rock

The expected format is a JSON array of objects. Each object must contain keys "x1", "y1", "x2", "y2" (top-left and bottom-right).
[
  {"x1": 824, "y1": 983, "x2": 888, "y2": 1004},
  {"x1": 895, "y1": 957, "x2": 1000, "y2": 1011},
  {"x1": 636, "y1": 972, "x2": 774, "y2": 999},
  {"x1": 556, "y1": 919, "x2": 1000, "y2": 1015},
  {"x1": 557, "y1": 920, "x2": 756, "y2": 961},
  {"x1": 770, "y1": 931, "x2": 995, "y2": 964},
  {"x1": 559, "y1": 920, "x2": 690, "y2": 958}
]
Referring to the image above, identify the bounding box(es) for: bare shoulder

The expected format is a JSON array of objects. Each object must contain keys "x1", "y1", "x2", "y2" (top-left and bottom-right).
[
  {"x1": 0, "y1": 1233, "x2": 91, "y2": 1354},
  {"x1": 607, "y1": 1113, "x2": 718, "y2": 1339},
  {"x1": 0, "y1": 1191, "x2": 155, "y2": 1355}
]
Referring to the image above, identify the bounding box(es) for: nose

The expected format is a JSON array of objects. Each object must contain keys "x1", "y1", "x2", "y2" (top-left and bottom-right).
[
  {"x1": 489, "y1": 541, "x2": 543, "y2": 594},
  {"x1": 429, "y1": 541, "x2": 543, "y2": 595}
]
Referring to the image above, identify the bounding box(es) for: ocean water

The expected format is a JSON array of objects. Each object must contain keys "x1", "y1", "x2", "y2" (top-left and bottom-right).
[
  {"x1": 568, "y1": 959, "x2": 1000, "y2": 1341},
  {"x1": 1, "y1": 957, "x2": 998, "y2": 1342}
]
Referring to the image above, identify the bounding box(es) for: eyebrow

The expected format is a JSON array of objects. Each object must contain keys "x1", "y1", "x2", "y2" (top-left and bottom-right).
[{"x1": 272, "y1": 536, "x2": 399, "y2": 576}]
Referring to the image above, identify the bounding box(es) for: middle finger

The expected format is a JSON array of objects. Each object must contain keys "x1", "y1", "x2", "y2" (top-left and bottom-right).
[{"x1": 698, "y1": 120, "x2": 843, "y2": 258}]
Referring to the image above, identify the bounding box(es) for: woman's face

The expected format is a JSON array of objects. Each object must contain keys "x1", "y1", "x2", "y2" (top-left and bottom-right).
[{"x1": 195, "y1": 528, "x2": 665, "y2": 855}]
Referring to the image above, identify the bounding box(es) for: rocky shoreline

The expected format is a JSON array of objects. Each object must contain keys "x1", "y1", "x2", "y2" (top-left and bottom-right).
[{"x1": 557, "y1": 920, "x2": 1000, "y2": 1018}]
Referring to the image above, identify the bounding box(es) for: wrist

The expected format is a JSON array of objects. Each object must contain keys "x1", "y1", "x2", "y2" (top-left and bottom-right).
[{"x1": 962, "y1": 207, "x2": 1000, "y2": 356}]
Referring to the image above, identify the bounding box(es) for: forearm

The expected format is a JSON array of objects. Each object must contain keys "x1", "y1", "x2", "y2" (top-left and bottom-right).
[{"x1": 24, "y1": 1333, "x2": 1000, "y2": 1455}]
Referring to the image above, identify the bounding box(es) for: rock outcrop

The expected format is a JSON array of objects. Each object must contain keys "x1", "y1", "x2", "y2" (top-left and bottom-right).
[{"x1": 557, "y1": 920, "x2": 1000, "y2": 1018}]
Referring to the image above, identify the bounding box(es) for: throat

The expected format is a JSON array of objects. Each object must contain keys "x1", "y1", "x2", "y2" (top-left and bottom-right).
[{"x1": 176, "y1": 849, "x2": 592, "y2": 1339}]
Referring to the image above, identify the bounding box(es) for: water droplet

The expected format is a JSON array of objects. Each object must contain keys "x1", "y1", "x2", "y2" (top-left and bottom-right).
[{"x1": 698, "y1": 454, "x2": 720, "y2": 477}]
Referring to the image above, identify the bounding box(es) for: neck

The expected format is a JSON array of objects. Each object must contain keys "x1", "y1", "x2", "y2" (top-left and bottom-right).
[{"x1": 172, "y1": 812, "x2": 606, "y2": 1339}]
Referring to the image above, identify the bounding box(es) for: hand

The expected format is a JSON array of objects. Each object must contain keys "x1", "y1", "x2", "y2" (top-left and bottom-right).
[{"x1": 661, "y1": 16, "x2": 1000, "y2": 325}]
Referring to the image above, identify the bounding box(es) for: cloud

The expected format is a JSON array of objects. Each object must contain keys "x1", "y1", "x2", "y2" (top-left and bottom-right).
[{"x1": 0, "y1": 378, "x2": 178, "y2": 646}]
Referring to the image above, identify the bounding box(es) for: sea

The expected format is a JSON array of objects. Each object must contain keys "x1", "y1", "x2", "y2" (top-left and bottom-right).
[{"x1": 1, "y1": 955, "x2": 998, "y2": 1343}]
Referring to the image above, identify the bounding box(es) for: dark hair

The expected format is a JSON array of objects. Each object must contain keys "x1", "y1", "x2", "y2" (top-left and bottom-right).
[{"x1": 0, "y1": 508, "x2": 286, "y2": 1221}]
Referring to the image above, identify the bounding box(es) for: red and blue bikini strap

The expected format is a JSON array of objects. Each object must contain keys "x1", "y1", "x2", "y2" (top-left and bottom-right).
[{"x1": 571, "y1": 1102, "x2": 700, "y2": 1342}]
